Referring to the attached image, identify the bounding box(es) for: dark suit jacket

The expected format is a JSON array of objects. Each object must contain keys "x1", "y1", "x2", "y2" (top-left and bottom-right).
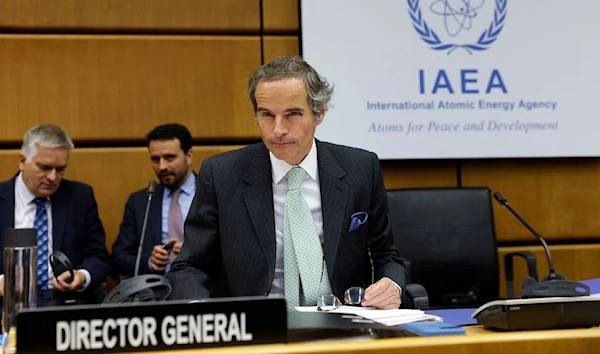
[
  {"x1": 0, "y1": 176, "x2": 110, "y2": 291},
  {"x1": 111, "y1": 185, "x2": 165, "y2": 277},
  {"x1": 168, "y1": 141, "x2": 407, "y2": 302}
]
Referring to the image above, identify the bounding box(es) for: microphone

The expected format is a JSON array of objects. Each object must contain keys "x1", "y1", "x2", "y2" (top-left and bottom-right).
[
  {"x1": 104, "y1": 180, "x2": 171, "y2": 304},
  {"x1": 134, "y1": 180, "x2": 157, "y2": 277},
  {"x1": 493, "y1": 192, "x2": 590, "y2": 298}
]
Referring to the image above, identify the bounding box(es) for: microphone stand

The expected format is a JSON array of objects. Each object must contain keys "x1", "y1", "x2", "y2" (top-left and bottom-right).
[
  {"x1": 103, "y1": 180, "x2": 172, "y2": 303},
  {"x1": 134, "y1": 182, "x2": 156, "y2": 277},
  {"x1": 493, "y1": 192, "x2": 589, "y2": 298}
]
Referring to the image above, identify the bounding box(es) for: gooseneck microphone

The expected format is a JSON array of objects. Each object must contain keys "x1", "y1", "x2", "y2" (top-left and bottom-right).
[
  {"x1": 493, "y1": 192, "x2": 557, "y2": 281},
  {"x1": 134, "y1": 180, "x2": 157, "y2": 277},
  {"x1": 104, "y1": 180, "x2": 172, "y2": 304},
  {"x1": 493, "y1": 192, "x2": 590, "y2": 298}
]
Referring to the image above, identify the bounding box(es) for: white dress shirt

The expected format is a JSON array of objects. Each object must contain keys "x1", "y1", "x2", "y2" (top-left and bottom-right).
[{"x1": 11, "y1": 172, "x2": 91, "y2": 290}]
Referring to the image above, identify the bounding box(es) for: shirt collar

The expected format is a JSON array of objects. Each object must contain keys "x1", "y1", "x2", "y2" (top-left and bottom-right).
[
  {"x1": 270, "y1": 139, "x2": 318, "y2": 184},
  {"x1": 16, "y1": 171, "x2": 45, "y2": 204},
  {"x1": 166, "y1": 171, "x2": 196, "y2": 197}
]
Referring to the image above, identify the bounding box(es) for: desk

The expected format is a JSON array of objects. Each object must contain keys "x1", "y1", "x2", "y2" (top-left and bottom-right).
[{"x1": 145, "y1": 326, "x2": 600, "y2": 354}]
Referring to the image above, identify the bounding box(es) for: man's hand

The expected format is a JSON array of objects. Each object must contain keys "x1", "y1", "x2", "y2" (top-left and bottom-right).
[
  {"x1": 361, "y1": 277, "x2": 402, "y2": 309},
  {"x1": 50, "y1": 270, "x2": 86, "y2": 292},
  {"x1": 171, "y1": 241, "x2": 183, "y2": 256},
  {"x1": 0, "y1": 274, "x2": 4, "y2": 297},
  {"x1": 150, "y1": 245, "x2": 169, "y2": 272}
]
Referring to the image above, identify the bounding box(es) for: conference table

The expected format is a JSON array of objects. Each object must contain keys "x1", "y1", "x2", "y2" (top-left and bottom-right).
[
  {"x1": 146, "y1": 326, "x2": 600, "y2": 354},
  {"x1": 145, "y1": 278, "x2": 600, "y2": 354}
]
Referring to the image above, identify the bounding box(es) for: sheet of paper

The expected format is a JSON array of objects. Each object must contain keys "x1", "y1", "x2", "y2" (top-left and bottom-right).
[{"x1": 294, "y1": 306, "x2": 442, "y2": 326}]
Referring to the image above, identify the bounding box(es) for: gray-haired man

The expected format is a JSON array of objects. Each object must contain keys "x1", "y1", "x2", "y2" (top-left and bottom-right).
[
  {"x1": 0, "y1": 124, "x2": 110, "y2": 306},
  {"x1": 168, "y1": 56, "x2": 406, "y2": 310}
]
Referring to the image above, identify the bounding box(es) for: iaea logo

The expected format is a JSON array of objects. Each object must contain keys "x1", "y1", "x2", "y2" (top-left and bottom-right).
[{"x1": 408, "y1": 0, "x2": 507, "y2": 55}]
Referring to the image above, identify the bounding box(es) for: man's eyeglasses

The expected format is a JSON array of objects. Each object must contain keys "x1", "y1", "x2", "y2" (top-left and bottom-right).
[
  {"x1": 317, "y1": 286, "x2": 366, "y2": 312},
  {"x1": 315, "y1": 249, "x2": 374, "y2": 312}
]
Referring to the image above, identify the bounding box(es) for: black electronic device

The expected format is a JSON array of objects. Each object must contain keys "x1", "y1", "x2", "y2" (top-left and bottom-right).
[
  {"x1": 472, "y1": 297, "x2": 600, "y2": 330},
  {"x1": 287, "y1": 311, "x2": 414, "y2": 342},
  {"x1": 49, "y1": 251, "x2": 74, "y2": 284},
  {"x1": 163, "y1": 240, "x2": 176, "y2": 252}
]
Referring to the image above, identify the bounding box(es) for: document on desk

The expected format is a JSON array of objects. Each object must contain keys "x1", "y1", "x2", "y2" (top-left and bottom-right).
[{"x1": 295, "y1": 306, "x2": 442, "y2": 326}]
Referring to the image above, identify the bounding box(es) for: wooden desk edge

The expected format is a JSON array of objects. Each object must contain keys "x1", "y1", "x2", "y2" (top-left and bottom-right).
[{"x1": 142, "y1": 326, "x2": 600, "y2": 354}]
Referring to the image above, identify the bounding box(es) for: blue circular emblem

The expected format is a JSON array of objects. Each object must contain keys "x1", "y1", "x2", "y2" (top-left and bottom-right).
[{"x1": 408, "y1": 0, "x2": 507, "y2": 54}]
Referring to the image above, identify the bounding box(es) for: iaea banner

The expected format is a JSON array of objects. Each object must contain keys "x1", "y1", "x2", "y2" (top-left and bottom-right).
[{"x1": 301, "y1": 0, "x2": 600, "y2": 159}]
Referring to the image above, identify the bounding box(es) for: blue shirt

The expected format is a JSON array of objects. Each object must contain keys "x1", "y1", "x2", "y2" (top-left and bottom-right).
[{"x1": 149, "y1": 172, "x2": 196, "y2": 273}]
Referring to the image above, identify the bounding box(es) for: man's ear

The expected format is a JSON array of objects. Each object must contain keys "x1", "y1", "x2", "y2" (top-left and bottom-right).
[
  {"x1": 18, "y1": 154, "x2": 26, "y2": 171},
  {"x1": 186, "y1": 149, "x2": 193, "y2": 166},
  {"x1": 316, "y1": 106, "x2": 326, "y2": 125}
]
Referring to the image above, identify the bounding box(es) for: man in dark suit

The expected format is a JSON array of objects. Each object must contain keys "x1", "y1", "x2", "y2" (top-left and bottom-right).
[
  {"x1": 168, "y1": 56, "x2": 406, "y2": 310},
  {"x1": 0, "y1": 124, "x2": 110, "y2": 306},
  {"x1": 112, "y1": 123, "x2": 196, "y2": 277}
]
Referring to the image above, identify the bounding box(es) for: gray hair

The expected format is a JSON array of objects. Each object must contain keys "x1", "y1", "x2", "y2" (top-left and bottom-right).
[
  {"x1": 247, "y1": 56, "x2": 334, "y2": 124},
  {"x1": 21, "y1": 124, "x2": 74, "y2": 162}
]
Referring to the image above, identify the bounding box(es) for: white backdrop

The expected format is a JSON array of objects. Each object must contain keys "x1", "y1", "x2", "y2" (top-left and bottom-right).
[{"x1": 301, "y1": 0, "x2": 600, "y2": 159}]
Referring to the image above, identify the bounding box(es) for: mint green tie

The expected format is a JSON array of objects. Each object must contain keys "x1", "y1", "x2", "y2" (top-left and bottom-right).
[{"x1": 283, "y1": 167, "x2": 332, "y2": 310}]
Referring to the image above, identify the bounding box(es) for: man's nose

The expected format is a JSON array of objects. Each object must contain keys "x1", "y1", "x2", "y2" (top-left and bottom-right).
[
  {"x1": 273, "y1": 116, "x2": 288, "y2": 137},
  {"x1": 159, "y1": 159, "x2": 169, "y2": 170},
  {"x1": 46, "y1": 169, "x2": 57, "y2": 181}
]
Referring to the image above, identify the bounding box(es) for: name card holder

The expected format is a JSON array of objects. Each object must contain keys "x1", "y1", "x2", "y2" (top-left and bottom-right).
[{"x1": 16, "y1": 296, "x2": 287, "y2": 353}]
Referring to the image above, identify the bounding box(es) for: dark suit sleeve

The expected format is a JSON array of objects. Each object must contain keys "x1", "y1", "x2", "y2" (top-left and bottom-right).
[
  {"x1": 78, "y1": 187, "x2": 111, "y2": 287},
  {"x1": 111, "y1": 195, "x2": 152, "y2": 277},
  {"x1": 167, "y1": 159, "x2": 222, "y2": 300},
  {"x1": 367, "y1": 153, "x2": 407, "y2": 290}
]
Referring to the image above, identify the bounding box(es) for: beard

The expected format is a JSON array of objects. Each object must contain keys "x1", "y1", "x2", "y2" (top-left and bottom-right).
[{"x1": 160, "y1": 170, "x2": 187, "y2": 190}]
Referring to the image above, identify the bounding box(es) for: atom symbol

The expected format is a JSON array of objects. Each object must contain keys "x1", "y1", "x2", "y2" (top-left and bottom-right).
[{"x1": 430, "y1": 0, "x2": 486, "y2": 37}]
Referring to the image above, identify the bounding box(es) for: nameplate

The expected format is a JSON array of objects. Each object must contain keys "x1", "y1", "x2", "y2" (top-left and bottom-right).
[{"x1": 16, "y1": 296, "x2": 287, "y2": 353}]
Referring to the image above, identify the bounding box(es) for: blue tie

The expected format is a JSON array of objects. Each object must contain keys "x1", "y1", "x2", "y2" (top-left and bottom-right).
[{"x1": 33, "y1": 198, "x2": 49, "y2": 290}]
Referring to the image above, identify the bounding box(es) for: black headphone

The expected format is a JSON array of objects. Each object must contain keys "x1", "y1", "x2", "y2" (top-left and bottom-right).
[
  {"x1": 49, "y1": 251, "x2": 171, "y2": 302},
  {"x1": 103, "y1": 274, "x2": 172, "y2": 304},
  {"x1": 49, "y1": 251, "x2": 74, "y2": 283}
]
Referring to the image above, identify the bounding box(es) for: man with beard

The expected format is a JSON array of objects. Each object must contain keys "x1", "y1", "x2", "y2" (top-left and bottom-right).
[{"x1": 112, "y1": 123, "x2": 196, "y2": 277}]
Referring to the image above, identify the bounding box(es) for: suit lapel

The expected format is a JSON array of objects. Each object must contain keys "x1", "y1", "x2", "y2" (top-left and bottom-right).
[
  {"x1": 242, "y1": 144, "x2": 276, "y2": 281},
  {"x1": 316, "y1": 141, "x2": 348, "y2": 282},
  {"x1": 0, "y1": 179, "x2": 16, "y2": 234},
  {"x1": 51, "y1": 186, "x2": 68, "y2": 252},
  {"x1": 150, "y1": 186, "x2": 164, "y2": 244}
]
